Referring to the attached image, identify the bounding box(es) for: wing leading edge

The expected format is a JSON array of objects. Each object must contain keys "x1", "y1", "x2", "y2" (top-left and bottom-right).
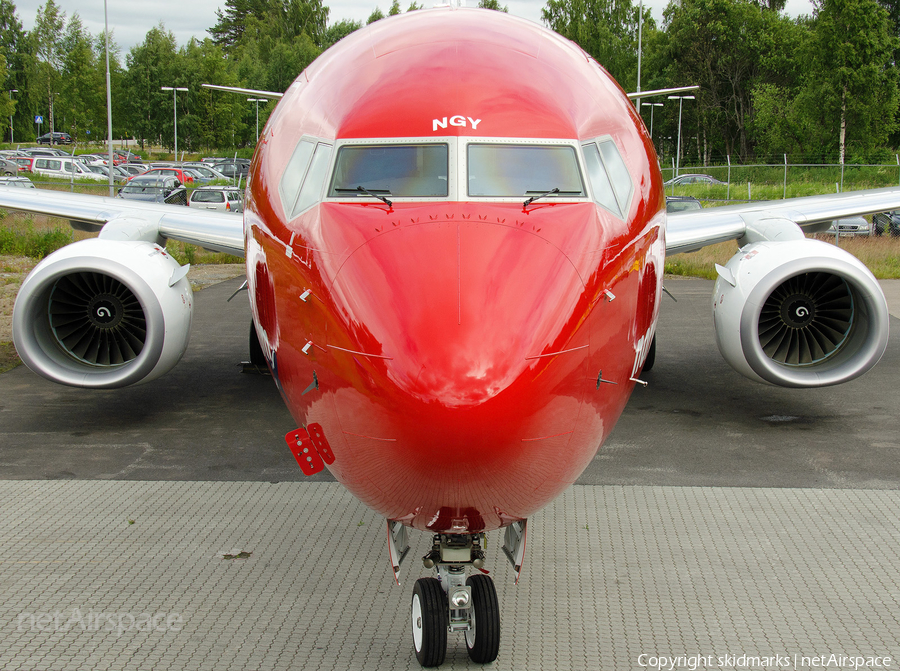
[
  {"x1": 666, "y1": 186, "x2": 900, "y2": 254},
  {"x1": 0, "y1": 186, "x2": 245, "y2": 257}
]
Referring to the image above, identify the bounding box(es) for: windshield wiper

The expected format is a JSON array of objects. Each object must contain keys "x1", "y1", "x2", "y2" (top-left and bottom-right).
[
  {"x1": 356, "y1": 185, "x2": 392, "y2": 206},
  {"x1": 334, "y1": 186, "x2": 393, "y2": 206},
  {"x1": 523, "y1": 187, "x2": 560, "y2": 208}
]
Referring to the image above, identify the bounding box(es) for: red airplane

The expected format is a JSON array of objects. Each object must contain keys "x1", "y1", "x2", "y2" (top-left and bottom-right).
[{"x1": 4, "y1": 8, "x2": 897, "y2": 667}]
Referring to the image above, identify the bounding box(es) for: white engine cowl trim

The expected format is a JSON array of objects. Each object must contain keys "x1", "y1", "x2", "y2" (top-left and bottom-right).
[
  {"x1": 12, "y1": 238, "x2": 193, "y2": 389},
  {"x1": 712, "y1": 239, "x2": 889, "y2": 388}
]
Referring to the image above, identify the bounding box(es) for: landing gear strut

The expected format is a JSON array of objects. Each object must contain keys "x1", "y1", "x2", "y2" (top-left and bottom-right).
[{"x1": 408, "y1": 533, "x2": 502, "y2": 667}]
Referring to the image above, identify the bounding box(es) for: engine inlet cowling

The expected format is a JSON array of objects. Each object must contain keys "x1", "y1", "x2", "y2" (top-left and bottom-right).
[
  {"x1": 712, "y1": 239, "x2": 889, "y2": 388},
  {"x1": 13, "y1": 238, "x2": 194, "y2": 388}
]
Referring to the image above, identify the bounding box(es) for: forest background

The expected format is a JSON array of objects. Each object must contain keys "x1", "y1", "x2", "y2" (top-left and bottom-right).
[{"x1": 0, "y1": 0, "x2": 898, "y2": 167}]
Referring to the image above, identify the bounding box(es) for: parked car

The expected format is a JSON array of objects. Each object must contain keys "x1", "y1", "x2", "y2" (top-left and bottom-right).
[
  {"x1": 114, "y1": 150, "x2": 144, "y2": 164},
  {"x1": 182, "y1": 163, "x2": 228, "y2": 182},
  {"x1": 117, "y1": 175, "x2": 187, "y2": 205},
  {"x1": 0, "y1": 175, "x2": 35, "y2": 188},
  {"x1": 188, "y1": 185, "x2": 244, "y2": 213},
  {"x1": 0, "y1": 157, "x2": 17, "y2": 176},
  {"x1": 665, "y1": 195, "x2": 703, "y2": 213},
  {"x1": 872, "y1": 211, "x2": 900, "y2": 237},
  {"x1": 664, "y1": 173, "x2": 727, "y2": 187},
  {"x1": 23, "y1": 147, "x2": 67, "y2": 157},
  {"x1": 118, "y1": 164, "x2": 147, "y2": 177},
  {"x1": 12, "y1": 156, "x2": 33, "y2": 172},
  {"x1": 134, "y1": 166, "x2": 195, "y2": 184},
  {"x1": 36, "y1": 132, "x2": 73, "y2": 145},
  {"x1": 31, "y1": 156, "x2": 108, "y2": 182},
  {"x1": 75, "y1": 154, "x2": 108, "y2": 166},
  {"x1": 210, "y1": 161, "x2": 250, "y2": 180},
  {"x1": 827, "y1": 217, "x2": 870, "y2": 237},
  {"x1": 86, "y1": 164, "x2": 131, "y2": 184}
]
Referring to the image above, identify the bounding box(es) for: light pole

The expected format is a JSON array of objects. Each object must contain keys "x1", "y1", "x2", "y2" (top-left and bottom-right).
[
  {"x1": 247, "y1": 98, "x2": 265, "y2": 142},
  {"x1": 104, "y1": 0, "x2": 114, "y2": 196},
  {"x1": 161, "y1": 86, "x2": 188, "y2": 162},
  {"x1": 8, "y1": 89, "x2": 16, "y2": 144},
  {"x1": 640, "y1": 101, "x2": 663, "y2": 139},
  {"x1": 667, "y1": 94, "x2": 694, "y2": 177},
  {"x1": 49, "y1": 92, "x2": 59, "y2": 141}
]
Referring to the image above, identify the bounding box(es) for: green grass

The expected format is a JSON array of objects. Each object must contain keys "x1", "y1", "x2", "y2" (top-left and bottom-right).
[
  {"x1": 0, "y1": 216, "x2": 73, "y2": 259},
  {"x1": 664, "y1": 235, "x2": 900, "y2": 280},
  {"x1": 164, "y1": 240, "x2": 243, "y2": 266}
]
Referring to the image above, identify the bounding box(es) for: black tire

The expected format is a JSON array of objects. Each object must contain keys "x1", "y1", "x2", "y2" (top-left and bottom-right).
[
  {"x1": 249, "y1": 322, "x2": 266, "y2": 367},
  {"x1": 412, "y1": 577, "x2": 447, "y2": 667},
  {"x1": 643, "y1": 334, "x2": 656, "y2": 372},
  {"x1": 465, "y1": 574, "x2": 500, "y2": 663}
]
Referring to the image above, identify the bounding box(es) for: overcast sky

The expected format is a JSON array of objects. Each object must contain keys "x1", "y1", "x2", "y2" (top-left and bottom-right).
[{"x1": 14, "y1": 0, "x2": 818, "y2": 54}]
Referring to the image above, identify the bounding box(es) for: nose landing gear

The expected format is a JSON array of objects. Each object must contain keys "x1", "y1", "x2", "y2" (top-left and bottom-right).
[{"x1": 409, "y1": 533, "x2": 501, "y2": 667}]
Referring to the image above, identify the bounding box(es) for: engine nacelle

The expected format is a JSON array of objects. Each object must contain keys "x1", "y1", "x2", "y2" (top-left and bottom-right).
[
  {"x1": 12, "y1": 238, "x2": 193, "y2": 388},
  {"x1": 712, "y1": 238, "x2": 889, "y2": 388}
]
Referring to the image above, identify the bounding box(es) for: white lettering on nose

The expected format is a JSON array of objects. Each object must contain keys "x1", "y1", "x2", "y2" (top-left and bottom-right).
[{"x1": 432, "y1": 116, "x2": 482, "y2": 131}]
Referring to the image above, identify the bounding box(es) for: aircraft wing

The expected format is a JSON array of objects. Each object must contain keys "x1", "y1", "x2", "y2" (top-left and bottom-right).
[
  {"x1": 0, "y1": 186, "x2": 245, "y2": 257},
  {"x1": 666, "y1": 186, "x2": 900, "y2": 255}
]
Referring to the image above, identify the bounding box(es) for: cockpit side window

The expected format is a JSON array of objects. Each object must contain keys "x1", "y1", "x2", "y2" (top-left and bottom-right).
[
  {"x1": 281, "y1": 138, "x2": 339, "y2": 220},
  {"x1": 582, "y1": 138, "x2": 633, "y2": 218},
  {"x1": 467, "y1": 144, "x2": 585, "y2": 198},
  {"x1": 328, "y1": 144, "x2": 449, "y2": 198}
]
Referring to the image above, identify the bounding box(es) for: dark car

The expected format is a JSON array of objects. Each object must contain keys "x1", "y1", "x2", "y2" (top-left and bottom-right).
[
  {"x1": 211, "y1": 161, "x2": 250, "y2": 180},
  {"x1": 117, "y1": 175, "x2": 187, "y2": 205},
  {"x1": 36, "y1": 132, "x2": 74, "y2": 145},
  {"x1": 663, "y1": 173, "x2": 726, "y2": 187},
  {"x1": 665, "y1": 195, "x2": 703, "y2": 213},
  {"x1": 872, "y1": 211, "x2": 900, "y2": 237},
  {"x1": 114, "y1": 150, "x2": 144, "y2": 164}
]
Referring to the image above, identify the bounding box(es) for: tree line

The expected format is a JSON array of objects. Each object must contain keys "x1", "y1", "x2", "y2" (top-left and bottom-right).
[{"x1": 0, "y1": 0, "x2": 896, "y2": 164}]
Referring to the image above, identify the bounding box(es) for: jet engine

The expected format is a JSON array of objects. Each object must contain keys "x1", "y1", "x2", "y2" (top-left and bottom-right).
[
  {"x1": 712, "y1": 238, "x2": 889, "y2": 388},
  {"x1": 12, "y1": 238, "x2": 194, "y2": 389}
]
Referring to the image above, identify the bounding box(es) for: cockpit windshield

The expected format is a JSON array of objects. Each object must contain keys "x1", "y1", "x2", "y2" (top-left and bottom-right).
[
  {"x1": 467, "y1": 144, "x2": 585, "y2": 198},
  {"x1": 328, "y1": 144, "x2": 449, "y2": 197}
]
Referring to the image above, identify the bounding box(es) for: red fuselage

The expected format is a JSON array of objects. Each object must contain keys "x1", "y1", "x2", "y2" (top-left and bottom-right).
[{"x1": 244, "y1": 8, "x2": 666, "y2": 533}]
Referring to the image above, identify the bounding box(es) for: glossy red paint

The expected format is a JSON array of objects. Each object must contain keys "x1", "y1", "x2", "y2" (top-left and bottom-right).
[{"x1": 244, "y1": 8, "x2": 666, "y2": 533}]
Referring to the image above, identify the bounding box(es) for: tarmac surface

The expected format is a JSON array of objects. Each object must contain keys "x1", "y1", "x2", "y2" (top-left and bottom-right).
[{"x1": 1, "y1": 276, "x2": 899, "y2": 670}]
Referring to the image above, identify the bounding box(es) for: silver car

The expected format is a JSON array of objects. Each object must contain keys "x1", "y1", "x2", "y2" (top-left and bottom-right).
[{"x1": 188, "y1": 186, "x2": 243, "y2": 213}]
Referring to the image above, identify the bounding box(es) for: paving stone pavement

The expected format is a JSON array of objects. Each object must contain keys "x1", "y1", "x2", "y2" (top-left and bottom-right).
[{"x1": 1, "y1": 481, "x2": 898, "y2": 670}]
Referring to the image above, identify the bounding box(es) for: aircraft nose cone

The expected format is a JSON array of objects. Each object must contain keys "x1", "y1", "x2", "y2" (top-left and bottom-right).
[{"x1": 331, "y1": 219, "x2": 587, "y2": 413}]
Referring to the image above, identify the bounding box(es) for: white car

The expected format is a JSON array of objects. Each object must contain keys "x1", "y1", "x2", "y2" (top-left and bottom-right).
[
  {"x1": 827, "y1": 217, "x2": 870, "y2": 237},
  {"x1": 187, "y1": 185, "x2": 244, "y2": 213},
  {"x1": 31, "y1": 157, "x2": 108, "y2": 182},
  {"x1": 0, "y1": 175, "x2": 35, "y2": 188}
]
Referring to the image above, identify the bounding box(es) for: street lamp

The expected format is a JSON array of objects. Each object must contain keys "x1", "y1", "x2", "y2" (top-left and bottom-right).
[
  {"x1": 161, "y1": 86, "x2": 188, "y2": 162},
  {"x1": 640, "y1": 101, "x2": 663, "y2": 139},
  {"x1": 247, "y1": 98, "x2": 265, "y2": 142},
  {"x1": 667, "y1": 94, "x2": 695, "y2": 177},
  {"x1": 49, "y1": 92, "x2": 59, "y2": 140},
  {"x1": 8, "y1": 89, "x2": 17, "y2": 144}
]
